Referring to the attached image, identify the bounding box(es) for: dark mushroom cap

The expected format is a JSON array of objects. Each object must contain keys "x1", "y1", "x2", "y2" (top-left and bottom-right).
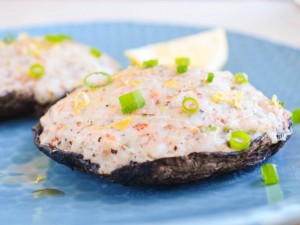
[
  {"x1": 33, "y1": 120, "x2": 292, "y2": 186},
  {"x1": 0, "y1": 92, "x2": 58, "y2": 120}
]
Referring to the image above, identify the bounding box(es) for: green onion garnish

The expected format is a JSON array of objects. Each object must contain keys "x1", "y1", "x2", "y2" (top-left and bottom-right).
[
  {"x1": 28, "y1": 64, "x2": 45, "y2": 79},
  {"x1": 206, "y1": 126, "x2": 217, "y2": 132},
  {"x1": 175, "y1": 57, "x2": 190, "y2": 66},
  {"x1": 177, "y1": 65, "x2": 188, "y2": 74},
  {"x1": 83, "y1": 72, "x2": 112, "y2": 89},
  {"x1": 90, "y1": 48, "x2": 102, "y2": 58},
  {"x1": 45, "y1": 34, "x2": 72, "y2": 43},
  {"x1": 2, "y1": 34, "x2": 15, "y2": 44},
  {"x1": 292, "y1": 108, "x2": 300, "y2": 124},
  {"x1": 143, "y1": 59, "x2": 158, "y2": 68},
  {"x1": 261, "y1": 164, "x2": 280, "y2": 186},
  {"x1": 182, "y1": 97, "x2": 198, "y2": 114},
  {"x1": 207, "y1": 72, "x2": 215, "y2": 83},
  {"x1": 279, "y1": 101, "x2": 285, "y2": 107},
  {"x1": 223, "y1": 126, "x2": 232, "y2": 132},
  {"x1": 229, "y1": 130, "x2": 251, "y2": 151},
  {"x1": 175, "y1": 57, "x2": 190, "y2": 74},
  {"x1": 119, "y1": 90, "x2": 146, "y2": 114},
  {"x1": 234, "y1": 72, "x2": 248, "y2": 84}
]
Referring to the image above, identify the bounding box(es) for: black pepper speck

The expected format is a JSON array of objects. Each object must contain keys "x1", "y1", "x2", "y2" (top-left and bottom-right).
[{"x1": 111, "y1": 149, "x2": 118, "y2": 154}]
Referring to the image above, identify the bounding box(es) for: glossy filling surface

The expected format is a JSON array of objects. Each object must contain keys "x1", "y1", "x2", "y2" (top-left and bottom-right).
[
  {"x1": 0, "y1": 34, "x2": 119, "y2": 104},
  {"x1": 39, "y1": 66, "x2": 291, "y2": 174}
]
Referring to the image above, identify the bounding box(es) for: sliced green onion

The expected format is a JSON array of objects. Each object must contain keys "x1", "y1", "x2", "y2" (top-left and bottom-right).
[
  {"x1": 90, "y1": 48, "x2": 102, "y2": 58},
  {"x1": 143, "y1": 59, "x2": 158, "y2": 68},
  {"x1": 207, "y1": 72, "x2": 215, "y2": 83},
  {"x1": 292, "y1": 108, "x2": 300, "y2": 124},
  {"x1": 175, "y1": 57, "x2": 190, "y2": 66},
  {"x1": 206, "y1": 126, "x2": 217, "y2": 132},
  {"x1": 279, "y1": 101, "x2": 285, "y2": 107},
  {"x1": 261, "y1": 164, "x2": 280, "y2": 186},
  {"x1": 175, "y1": 57, "x2": 190, "y2": 74},
  {"x1": 229, "y1": 130, "x2": 251, "y2": 151},
  {"x1": 28, "y1": 64, "x2": 45, "y2": 79},
  {"x1": 119, "y1": 90, "x2": 146, "y2": 114},
  {"x1": 83, "y1": 72, "x2": 112, "y2": 89},
  {"x1": 182, "y1": 97, "x2": 198, "y2": 114},
  {"x1": 234, "y1": 72, "x2": 248, "y2": 84},
  {"x1": 45, "y1": 34, "x2": 72, "y2": 43},
  {"x1": 223, "y1": 126, "x2": 232, "y2": 132},
  {"x1": 2, "y1": 34, "x2": 15, "y2": 44},
  {"x1": 177, "y1": 64, "x2": 188, "y2": 74}
]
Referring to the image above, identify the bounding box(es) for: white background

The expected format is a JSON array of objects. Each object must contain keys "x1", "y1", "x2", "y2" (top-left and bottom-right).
[{"x1": 0, "y1": 0, "x2": 300, "y2": 48}]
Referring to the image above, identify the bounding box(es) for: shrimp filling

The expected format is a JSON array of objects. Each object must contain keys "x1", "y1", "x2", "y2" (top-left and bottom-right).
[{"x1": 39, "y1": 66, "x2": 291, "y2": 174}]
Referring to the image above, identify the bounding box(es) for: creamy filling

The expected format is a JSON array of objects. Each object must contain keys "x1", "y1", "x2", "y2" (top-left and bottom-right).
[
  {"x1": 0, "y1": 34, "x2": 119, "y2": 104},
  {"x1": 39, "y1": 66, "x2": 291, "y2": 174}
]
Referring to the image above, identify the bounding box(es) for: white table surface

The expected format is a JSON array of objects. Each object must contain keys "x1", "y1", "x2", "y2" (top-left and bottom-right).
[{"x1": 0, "y1": 0, "x2": 299, "y2": 48}]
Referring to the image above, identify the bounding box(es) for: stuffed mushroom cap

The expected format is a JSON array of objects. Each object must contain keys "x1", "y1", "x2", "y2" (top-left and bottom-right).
[
  {"x1": 34, "y1": 65, "x2": 292, "y2": 185},
  {"x1": 0, "y1": 33, "x2": 119, "y2": 119}
]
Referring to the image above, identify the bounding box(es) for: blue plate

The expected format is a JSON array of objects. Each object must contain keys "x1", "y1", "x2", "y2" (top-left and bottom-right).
[{"x1": 0, "y1": 22, "x2": 300, "y2": 225}]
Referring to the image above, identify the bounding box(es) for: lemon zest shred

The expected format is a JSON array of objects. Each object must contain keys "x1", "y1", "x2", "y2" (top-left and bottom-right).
[
  {"x1": 73, "y1": 92, "x2": 90, "y2": 115},
  {"x1": 160, "y1": 106, "x2": 167, "y2": 112},
  {"x1": 127, "y1": 79, "x2": 141, "y2": 86},
  {"x1": 117, "y1": 79, "x2": 142, "y2": 87},
  {"x1": 271, "y1": 95, "x2": 280, "y2": 106},
  {"x1": 233, "y1": 91, "x2": 243, "y2": 108},
  {"x1": 96, "y1": 117, "x2": 134, "y2": 131},
  {"x1": 211, "y1": 92, "x2": 226, "y2": 103},
  {"x1": 211, "y1": 91, "x2": 243, "y2": 108},
  {"x1": 164, "y1": 79, "x2": 178, "y2": 89},
  {"x1": 110, "y1": 117, "x2": 133, "y2": 130}
]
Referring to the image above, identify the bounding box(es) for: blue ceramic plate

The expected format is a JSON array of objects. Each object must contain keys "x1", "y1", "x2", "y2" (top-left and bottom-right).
[{"x1": 0, "y1": 22, "x2": 300, "y2": 225}]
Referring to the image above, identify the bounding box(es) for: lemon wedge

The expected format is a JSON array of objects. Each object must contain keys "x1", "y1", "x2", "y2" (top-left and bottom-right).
[{"x1": 125, "y1": 28, "x2": 228, "y2": 70}]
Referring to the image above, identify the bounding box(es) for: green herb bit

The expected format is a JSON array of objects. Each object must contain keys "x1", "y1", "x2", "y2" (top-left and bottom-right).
[
  {"x1": 207, "y1": 72, "x2": 215, "y2": 83},
  {"x1": 177, "y1": 64, "x2": 188, "y2": 74},
  {"x1": 229, "y1": 130, "x2": 251, "y2": 151},
  {"x1": 175, "y1": 57, "x2": 190, "y2": 66},
  {"x1": 234, "y1": 72, "x2": 248, "y2": 84},
  {"x1": 143, "y1": 59, "x2": 158, "y2": 68},
  {"x1": 83, "y1": 72, "x2": 112, "y2": 89},
  {"x1": 45, "y1": 34, "x2": 72, "y2": 43},
  {"x1": 90, "y1": 48, "x2": 102, "y2": 58},
  {"x1": 175, "y1": 57, "x2": 190, "y2": 74},
  {"x1": 182, "y1": 97, "x2": 198, "y2": 114},
  {"x1": 223, "y1": 126, "x2": 232, "y2": 132},
  {"x1": 119, "y1": 90, "x2": 146, "y2": 114},
  {"x1": 292, "y1": 108, "x2": 300, "y2": 124},
  {"x1": 28, "y1": 64, "x2": 45, "y2": 79},
  {"x1": 261, "y1": 164, "x2": 280, "y2": 186},
  {"x1": 206, "y1": 126, "x2": 217, "y2": 132}
]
